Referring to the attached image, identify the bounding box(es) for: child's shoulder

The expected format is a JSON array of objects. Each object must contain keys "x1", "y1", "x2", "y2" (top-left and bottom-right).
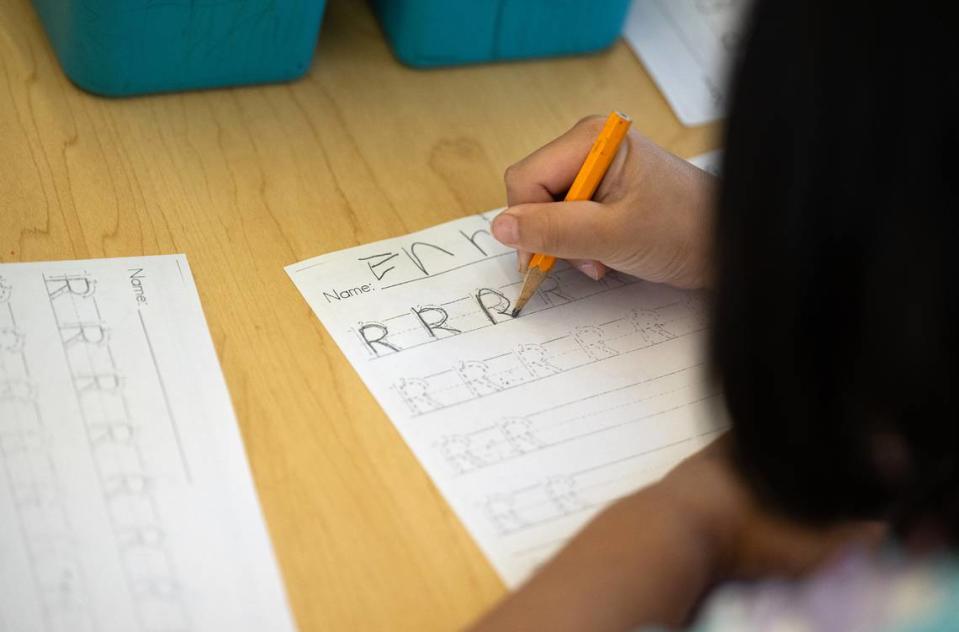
[{"x1": 659, "y1": 547, "x2": 959, "y2": 632}]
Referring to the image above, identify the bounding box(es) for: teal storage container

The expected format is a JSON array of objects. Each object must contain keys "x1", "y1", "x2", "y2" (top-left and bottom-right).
[
  {"x1": 370, "y1": 0, "x2": 631, "y2": 68},
  {"x1": 30, "y1": 0, "x2": 327, "y2": 97}
]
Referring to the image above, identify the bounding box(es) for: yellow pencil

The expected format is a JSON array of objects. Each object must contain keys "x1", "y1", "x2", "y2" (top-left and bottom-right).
[{"x1": 511, "y1": 111, "x2": 632, "y2": 317}]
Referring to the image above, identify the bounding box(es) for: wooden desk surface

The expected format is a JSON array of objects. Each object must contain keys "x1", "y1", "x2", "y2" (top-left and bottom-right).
[{"x1": 0, "y1": 0, "x2": 718, "y2": 629}]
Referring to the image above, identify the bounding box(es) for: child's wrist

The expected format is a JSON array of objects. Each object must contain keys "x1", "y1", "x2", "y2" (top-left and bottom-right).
[
  {"x1": 609, "y1": 485, "x2": 727, "y2": 621},
  {"x1": 622, "y1": 482, "x2": 731, "y2": 583}
]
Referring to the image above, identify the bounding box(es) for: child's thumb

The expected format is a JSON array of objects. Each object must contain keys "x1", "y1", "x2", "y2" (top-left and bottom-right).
[{"x1": 491, "y1": 201, "x2": 612, "y2": 261}]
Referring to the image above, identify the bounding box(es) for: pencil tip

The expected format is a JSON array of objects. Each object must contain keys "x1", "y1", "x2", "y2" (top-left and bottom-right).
[{"x1": 510, "y1": 308, "x2": 520, "y2": 318}]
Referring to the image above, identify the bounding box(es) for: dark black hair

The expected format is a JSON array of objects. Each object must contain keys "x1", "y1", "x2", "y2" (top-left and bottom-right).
[{"x1": 712, "y1": 1, "x2": 959, "y2": 536}]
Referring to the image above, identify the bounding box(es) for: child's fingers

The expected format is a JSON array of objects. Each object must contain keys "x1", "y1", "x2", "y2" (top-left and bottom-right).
[
  {"x1": 517, "y1": 250, "x2": 532, "y2": 273},
  {"x1": 504, "y1": 115, "x2": 608, "y2": 206},
  {"x1": 492, "y1": 200, "x2": 613, "y2": 262},
  {"x1": 515, "y1": 252, "x2": 606, "y2": 280},
  {"x1": 566, "y1": 259, "x2": 607, "y2": 281},
  {"x1": 502, "y1": 116, "x2": 627, "y2": 281}
]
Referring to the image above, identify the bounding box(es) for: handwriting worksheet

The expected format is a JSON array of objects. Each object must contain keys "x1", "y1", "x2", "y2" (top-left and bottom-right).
[
  {"x1": 0, "y1": 256, "x2": 295, "y2": 632},
  {"x1": 624, "y1": 0, "x2": 750, "y2": 126},
  {"x1": 287, "y1": 207, "x2": 728, "y2": 585}
]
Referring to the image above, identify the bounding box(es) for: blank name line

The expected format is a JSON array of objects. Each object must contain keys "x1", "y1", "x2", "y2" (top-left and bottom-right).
[{"x1": 138, "y1": 311, "x2": 192, "y2": 483}]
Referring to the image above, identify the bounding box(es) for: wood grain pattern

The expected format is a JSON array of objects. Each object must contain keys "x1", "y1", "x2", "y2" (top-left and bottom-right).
[{"x1": 0, "y1": 0, "x2": 719, "y2": 629}]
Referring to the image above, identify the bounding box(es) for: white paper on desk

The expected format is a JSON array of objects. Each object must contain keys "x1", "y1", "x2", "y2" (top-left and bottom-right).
[
  {"x1": 287, "y1": 211, "x2": 727, "y2": 586},
  {"x1": 690, "y1": 149, "x2": 723, "y2": 176},
  {"x1": 0, "y1": 255, "x2": 295, "y2": 632},
  {"x1": 624, "y1": 0, "x2": 750, "y2": 126}
]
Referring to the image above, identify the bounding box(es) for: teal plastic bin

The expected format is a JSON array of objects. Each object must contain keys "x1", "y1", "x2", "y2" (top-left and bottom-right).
[
  {"x1": 30, "y1": 0, "x2": 327, "y2": 97},
  {"x1": 370, "y1": 0, "x2": 631, "y2": 68}
]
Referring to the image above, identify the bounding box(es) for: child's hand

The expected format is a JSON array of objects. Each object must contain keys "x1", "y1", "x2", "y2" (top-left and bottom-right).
[{"x1": 492, "y1": 116, "x2": 717, "y2": 289}]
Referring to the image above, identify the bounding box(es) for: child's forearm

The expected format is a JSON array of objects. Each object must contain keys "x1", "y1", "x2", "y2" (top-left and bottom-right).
[
  {"x1": 467, "y1": 487, "x2": 716, "y2": 632},
  {"x1": 467, "y1": 440, "x2": 887, "y2": 631}
]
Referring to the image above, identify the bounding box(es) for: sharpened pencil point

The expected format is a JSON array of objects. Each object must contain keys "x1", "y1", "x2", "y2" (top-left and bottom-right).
[{"x1": 512, "y1": 267, "x2": 546, "y2": 320}]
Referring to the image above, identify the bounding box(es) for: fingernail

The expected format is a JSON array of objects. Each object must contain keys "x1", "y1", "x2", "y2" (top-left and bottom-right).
[
  {"x1": 577, "y1": 262, "x2": 601, "y2": 280},
  {"x1": 492, "y1": 214, "x2": 519, "y2": 245}
]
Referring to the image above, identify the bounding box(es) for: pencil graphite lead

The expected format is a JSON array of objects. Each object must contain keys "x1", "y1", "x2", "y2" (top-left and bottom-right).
[{"x1": 511, "y1": 267, "x2": 547, "y2": 317}]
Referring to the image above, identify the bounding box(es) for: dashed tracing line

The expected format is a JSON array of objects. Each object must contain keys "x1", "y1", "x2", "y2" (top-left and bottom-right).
[{"x1": 406, "y1": 330, "x2": 705, "y2": 416}]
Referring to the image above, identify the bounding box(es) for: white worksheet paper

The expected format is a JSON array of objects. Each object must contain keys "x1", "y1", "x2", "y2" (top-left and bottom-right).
[
  {"x1": 0, "y1": 255, "x2": 295, "y2": 632},
  {"x1": 624, "y1": 0, "x2": 749, "y2": 126},
  {"x1": 287, "y1": 211, "x2": 727, "y2": 586},
  {"x1": 690, "y1": 149, "x2": 723, "y2": 176}
]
